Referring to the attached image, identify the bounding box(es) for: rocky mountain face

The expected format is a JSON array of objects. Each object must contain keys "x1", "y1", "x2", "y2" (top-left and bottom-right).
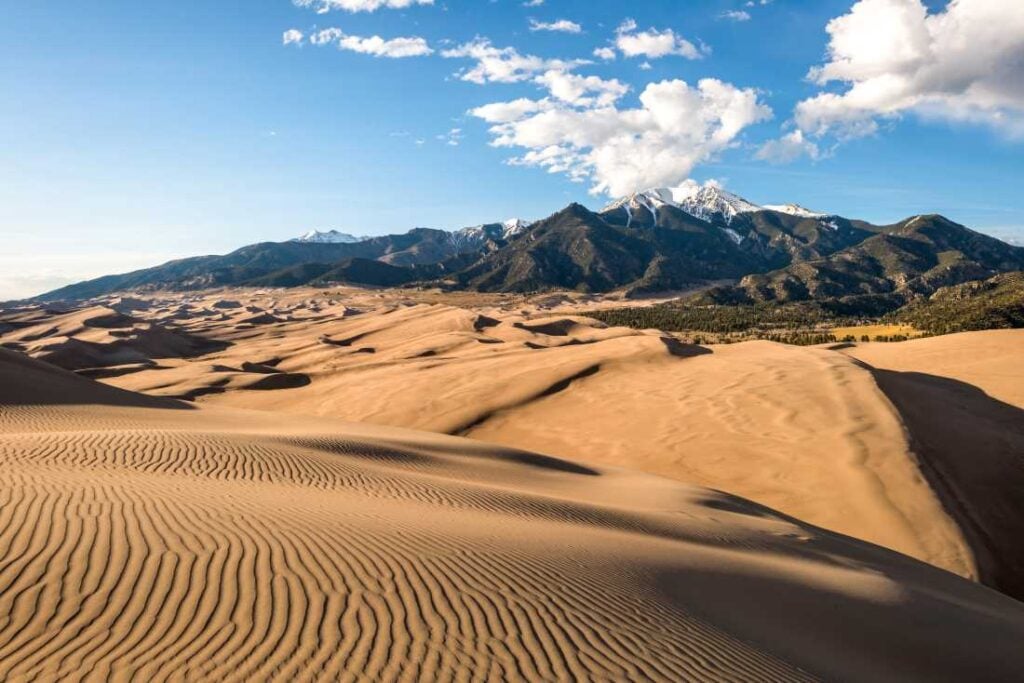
[{"x1": 698, "y1": 215, "x2": 1024, "y2": 311}]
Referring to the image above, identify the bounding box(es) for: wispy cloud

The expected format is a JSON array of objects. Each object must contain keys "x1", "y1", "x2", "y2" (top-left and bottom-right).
[
  {"x1": 293, "y1": 0, "x2": 434, "y2": 13},
  {"x1": 720, "y1": 10, "x2": 751, "y2": 22},
  {"x1": 529, "y1": 19, "x2": 582, "y2": 34},
  {"x1": 441, "y1": 39, "x2": 588, "y2": 84},
  {"x1": 305, "y1": 28, "x2": 433, "y2": 57}
]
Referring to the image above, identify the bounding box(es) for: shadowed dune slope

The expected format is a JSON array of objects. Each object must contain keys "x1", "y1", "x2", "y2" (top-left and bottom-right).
[
  {"x1": 844, "y1": 332, "x2": 1024, "y2": 601},
  {"x1": 0, "y1": 347, "x2": 186, "y2": 410},
  {"x1": 1, "y1": 350, "x2": 1024, "y2": 680},
  {"x1": 844, "y1": 329, "x2": 1024, "y2": 410}
]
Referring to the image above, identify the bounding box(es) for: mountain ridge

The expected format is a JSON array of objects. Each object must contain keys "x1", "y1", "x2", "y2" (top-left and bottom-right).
[{"x1": 33, "y1": 189, "x2": 1024, "y2": 314}]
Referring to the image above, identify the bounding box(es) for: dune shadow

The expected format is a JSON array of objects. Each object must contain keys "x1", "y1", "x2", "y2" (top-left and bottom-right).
[
  {"x1": 514, "y1": 319, "x2": 580, "y2": 336},
  {"x1": 247, "y1": 373, "x2": 312, "y2": 391},
  {"x1": 473, "y1": 315, "x2": 501, "y2": 331},
  {"x1": 537, "y1": 364, "x2": 601, "y2": 399},
  {"x1": 869, "y1": 368, "x2": 1024, "y2": 601},
  {"x1": 660, "y1": 337, "x2": 713, "y2": 358},
  {"x1": 454, "y1": 365, "x2": 603, "y2": 435},
  {"x1": 0, "y1": 348, "x2": 193, "y2": 410},
  {"x1": 495, "y1": 450, "x2": 600, "y2": 476}
]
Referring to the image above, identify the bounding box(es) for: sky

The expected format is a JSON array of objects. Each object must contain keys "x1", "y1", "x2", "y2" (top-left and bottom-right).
[{"x1": 2, "y1": 0, "x2": 1023, "y2": 299}]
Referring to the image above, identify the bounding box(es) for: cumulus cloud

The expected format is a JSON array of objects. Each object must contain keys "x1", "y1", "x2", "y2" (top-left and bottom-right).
[
  {"x1": 294, "y1": 0, "x2": 433, "y2": 13},
  {"x1": 529, "y1": 19, "x2": 582, "y2": 34},
  {"x1": 593, "y1": 46, "x2": 616, "y2": 61},
  {"x1": 471, "y1": 78, "x2": 771, "y2": 197},
  {"x1": 309, "y1": 28, "x2": 432, "y2": 57},
  {"x1": 282, "y1": 29, "x2": 305, "y2": 46},
  {"x1": 614, "y1": 18, "x2": 708, "y2": 60},
  {"x1": 795, "y1": 0, "x2": 1024, "y2": 140},
  {"x1": 441, "y1": 39, "x2": 588, "y2": 83},
  {"x1": 755, "y1": 130, "x2": 821, "y2": 163}
]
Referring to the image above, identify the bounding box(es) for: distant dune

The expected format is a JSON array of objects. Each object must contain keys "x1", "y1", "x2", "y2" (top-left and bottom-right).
[{"x1": 2, "y1": 338, "x2": 1024, "y2": 680}]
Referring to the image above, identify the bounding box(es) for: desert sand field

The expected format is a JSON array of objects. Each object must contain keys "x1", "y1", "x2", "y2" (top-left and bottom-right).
[
  {"x1": 3, "y1": 343, "x2": 1024, "y2": 681},
  {"x1": 2, "y1": 288, "x2": 1024, "y2": 679}
]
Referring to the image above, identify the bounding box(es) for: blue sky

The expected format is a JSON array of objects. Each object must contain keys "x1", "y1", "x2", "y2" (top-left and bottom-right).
[{"x1": 1, "y1": 0, "x2": 1022, "y2": 298}]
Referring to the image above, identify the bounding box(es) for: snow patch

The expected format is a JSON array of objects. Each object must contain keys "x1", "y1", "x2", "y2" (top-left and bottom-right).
[
  {"x1": 763, "y1": 203, "x2": 827, "y2": 219},
  {"x1": 291, "y1": 230, "x2": 364, "y2": 244}
]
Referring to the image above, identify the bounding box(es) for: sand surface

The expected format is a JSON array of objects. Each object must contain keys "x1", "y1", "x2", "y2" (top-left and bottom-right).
[
  {"x1": 2, "y1": 291, "x2": 1022, "y2": 601},
  {"x1": 2, "y1": 346, "x2": 1024, "y2": 680}
]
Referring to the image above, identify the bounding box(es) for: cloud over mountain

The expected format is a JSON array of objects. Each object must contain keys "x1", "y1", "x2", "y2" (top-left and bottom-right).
[{"x1": 472, "y1": 78, "x2": 771, "y2": 197}]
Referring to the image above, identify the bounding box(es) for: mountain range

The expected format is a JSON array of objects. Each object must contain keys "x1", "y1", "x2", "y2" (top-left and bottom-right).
[{"x1": 36, "y1": 187, "x2": 1024, "y2": 316}]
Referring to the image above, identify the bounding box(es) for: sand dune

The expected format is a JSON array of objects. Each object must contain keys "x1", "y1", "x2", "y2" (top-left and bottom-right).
[
  {"x1": 842, "y1": 332, "x2": 1024, "y2": 600},
  {"x1": 27, "y1": 293, "x2": 971, "y2": 579},
  {"x1": 2, "y1": 345, "x2": 1024, "y2": 680},
  {"x1": 4, "y1": 292, "x2": 1022, "y2": 598}
]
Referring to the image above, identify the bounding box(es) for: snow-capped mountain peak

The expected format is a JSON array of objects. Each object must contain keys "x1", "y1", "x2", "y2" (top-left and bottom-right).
[
  {"x1": 291, "y1": 229, "x2": 364, "y2": 244},
  {"x1": 450, "y1": 218, "x2": 533, "y2": 252},
  {"x1": 501, "y1": 218, "x2": 531, "y2": 239},
  {"x1": 762, "y1": 203, "x2": 827, "y2": 219},
  {"x1": 604, "y1": 186, "x2": 762, "y2": 226},
  {"x1": 674, "y1": 186, "x2": 762, "y2": 225},
  {"x1": 602, "y1": 189, "x2": 677, "y2": 225}
]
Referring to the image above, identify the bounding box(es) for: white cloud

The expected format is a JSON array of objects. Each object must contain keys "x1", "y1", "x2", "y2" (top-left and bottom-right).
[
  {"x1": 614, "y1": 18, "x2": 707, "y2": 60},
  {"x1": 471, "y1": 78, "x2": 771, "y2": 197},
  {"x1": 593, "y1": 46, "x2": 616, "y2": 61},
  {"x1": 534, "y1": 70, "x2": 629, "y2": 107},
  {"x1": 310, "y1": 28, "x2": 345, "y2": 45},
  {"x1": 523, "y1": 0, "x2": 544, "y2": 6},
  {"x1": 294, "y1": 0, "x2": 433, "y2": 13},
  {"x1": 282, "y1": 29, "x2": 305, "y2": 46},
  {"x1": 309, "y1": 28, "x2": 432, "y2": 57},
  {"x1": 338, "y1": 35, "x2": 433, "y2": 57},
  {"x1": 441, "y1": 39, "x2": 588, "y2": 84},
  {"x1": 529, "y1": 19, "x2": 582, "y2": 34},
  {"x1": 795, "y1": 0, "x2": 1024, "y2": 140},
  {"x1": 755, "y1": 129, "x2": 821, "y2": 163},
  {"x1": 720, "y1": 10, "x2": 752, "y2": 22},
  {"x1": 471, "y1": 98, "x2": 554, "y2": 124}
]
